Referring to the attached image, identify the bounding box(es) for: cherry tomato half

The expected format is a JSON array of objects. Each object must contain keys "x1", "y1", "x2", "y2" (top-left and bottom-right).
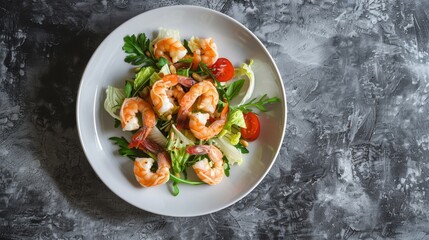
[
  {"x1": 241, "y1": 112, "x2": 260, "y2": 141},
  {"x1": 211, "y1": 58, "x2": 234, "y2": 82}
]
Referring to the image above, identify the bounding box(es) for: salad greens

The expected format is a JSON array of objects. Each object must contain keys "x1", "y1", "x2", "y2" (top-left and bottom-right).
[
  {"x1": 235, "y1": 94, "x2": 281, "y2": 113},
  {"x1": 104, "y1": 86, "x2": 126, "y2": 120},
  {"x1": 105, "y1": 28, "x2": 281, "y2": 196},
  {"x1": 234, "y1": 60, "x2": 255, "y2": 105}
]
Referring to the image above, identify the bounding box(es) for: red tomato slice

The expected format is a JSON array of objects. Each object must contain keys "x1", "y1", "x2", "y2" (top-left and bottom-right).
[
  {"x1": 241, "y1": 112, "x2": 260, "y2": 141},
  {"x1": 210, "y1": 58, "x2": 234, "y2": 82}
]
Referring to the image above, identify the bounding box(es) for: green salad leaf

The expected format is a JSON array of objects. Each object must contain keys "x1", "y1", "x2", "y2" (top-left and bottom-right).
[
  {"x1": 104, "y1": 85, "x2": 126, "y2": 120},
  {"x1": 134, "y1": 66, "x2": 155, "y2": 91},
  {"x1": 213, "y1": 137, "x2": 243, "y2": 165},
  {"x1": 225, "y1": 79, "x2": 245, "y2": 101},
  {"x1": 234, "y1": 60, "x2": 255, "y2": 105}
]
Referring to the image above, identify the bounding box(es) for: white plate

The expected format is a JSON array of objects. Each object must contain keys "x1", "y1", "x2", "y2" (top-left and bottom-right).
[{"x1": 76, "y1": 5, "x2": 287, "y2": 217}]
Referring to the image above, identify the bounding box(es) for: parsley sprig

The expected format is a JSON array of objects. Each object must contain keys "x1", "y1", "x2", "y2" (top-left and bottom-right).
[{"x1": 122, "y1": 33, "x2": 156, "y2": 67}]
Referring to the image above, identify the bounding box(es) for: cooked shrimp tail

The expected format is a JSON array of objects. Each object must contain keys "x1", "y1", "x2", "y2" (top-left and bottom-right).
[
  {"x1": 186, "y1": 144, "x2": 211, "y2": 155},
  {"x1": 131, "y1": 138, "x2": 163, "y2": 154},
  {"x1": 176, "y1": 108, "x2": 189, "y2": 130},
  {"x1": 128, "y1": 126, "x2": 152, "y2": 149},
  {"x1": 177, "y1": 76, "x2": 197, "y2": 88}
]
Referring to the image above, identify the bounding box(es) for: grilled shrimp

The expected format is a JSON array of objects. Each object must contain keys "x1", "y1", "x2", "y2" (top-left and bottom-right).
[
  {"x1": 176, "y1": 80, "x2": 220, "y2": 130},
  {"x1": 179, "y1": 80, "x2": 219, "y2": 114},
  {"x1": 120, "y1": 97, "x2": 156, "y2": 148},
  {"x1": 154, "y1": 38, "x2": 187, "y2": 63},
  {"x1": 133, "y1": 139, "x2": 171, "y2": 187},
  {"x1": 150, "y1": 74, "x2": 196, "y2": 117},
  {"x1": 190, "y1": 37, "x2": 218, "y2": 68},
  {"x1": 189, "y1": 103, "x2": 228, "y2": 140},
  {"x1": 187, "y1": 145, "x2": 224, "y2": 185}
]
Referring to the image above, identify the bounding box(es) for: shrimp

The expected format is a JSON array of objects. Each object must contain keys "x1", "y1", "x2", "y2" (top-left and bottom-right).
[
  {"x1": 187, "y1": 145, "x2": 224, "y2": 185},
  {"x1": 134, "y1": 156, "x2": 170, "y2": 187},
  {"x1": 154, "y1": 38, "x2": 187, "y2": 63},
  {"x1": 188, "y1": 103, "x2": 228, "y2": 140},
  {"x1": 150, "y1": 74, "x2": 196, "y2": 117},
  {"x1": 176, "y1": 80, "x2": 219, "y2": 130},
  {"x1": 172, "y1": 85, "x2": 185, "y2": 102},
  {"x1": 190, "y1": 37, "x2": 218, "y2": 68},
  {"x1": 120, "y1": 97, "x2": 156, "y2": 148},
  {"x1": 133, "y1": 140, "x2": 171, "y2": 187},
  {"x1": 179, "y1": 80, "x2": 219, "y2": 114}
]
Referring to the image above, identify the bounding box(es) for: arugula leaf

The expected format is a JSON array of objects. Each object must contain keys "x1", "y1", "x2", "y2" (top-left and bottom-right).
[
  {"x1": 199, "y1": 62, "x2": 227, "y2": 102},
  {"x1": 169, "y1": 173, "x2": 205, "y2": 185},
  {"x1": 166, "y1": 125, "x2": 194, "y2": 175},
  {"x1": 109, "y1": 136, "x2": 148, "y2": 160},
  {"x1": 225, "y1": 79, "x2": 245, "y2": 101},
  {"x1": 172, "y1": 181, "x2": 180, "y2": 196},
  {"x1": 236, "y1": 94, "x2": 280, "y2": 113},
  {"x1": 235, "y1": 143, "x2": 249, "y2": 154},
  {"x1": 122, "y1": 33, "x2": 156, "y2": 66}
]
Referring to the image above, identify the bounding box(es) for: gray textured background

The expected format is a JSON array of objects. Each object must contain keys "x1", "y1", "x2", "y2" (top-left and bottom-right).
[{"x1": 1, "y1": 0, "x2": 429, "y2": 239}]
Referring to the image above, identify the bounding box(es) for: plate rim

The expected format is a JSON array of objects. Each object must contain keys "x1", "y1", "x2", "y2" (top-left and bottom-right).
[{"x1": 76, "y1": 4, "x2": 287, "y2": 217}]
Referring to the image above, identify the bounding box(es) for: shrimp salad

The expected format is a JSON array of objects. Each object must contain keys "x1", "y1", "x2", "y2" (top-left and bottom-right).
[{"x1": 104, "y1": 28, "x2": 280, "y2": 196}]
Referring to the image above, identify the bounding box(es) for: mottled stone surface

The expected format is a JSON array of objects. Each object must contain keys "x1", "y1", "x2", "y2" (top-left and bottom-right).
[{"x1": 1, "y1": 0, "x2": 429, "y2": 239}]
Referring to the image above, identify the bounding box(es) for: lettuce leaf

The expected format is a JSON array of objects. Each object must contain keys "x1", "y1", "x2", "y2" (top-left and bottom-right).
[
  {"x1": 219, "y1": 108, "x2": 246, "y2": 145},
  {"x1": 147, "y1": 126, "x2": 167, "y2": 148},
  {"x1": 134, "y1": 66, "x2": 155, "y2": 90},
  {"x1": 187, "y1": 37, "x2": 200, "y2": 53},
  {"x1": 152, "y1": 27, "x2": 181, "y2": 44},
  {"x1": 224, "y1": 109, "x2": 246, "y2": 131},
  {"x1": 150, "y1": 64, "x2": 170, "y2": 86},
  {"x1": 104, "y1": 86, "x2": 126, "y2": 120},
  {"x1": 213, "y1": 137, "x2": 243, "y2": 165},
  {"x1": 234, "y1": 60, "x2": 255, "y2": 105}
]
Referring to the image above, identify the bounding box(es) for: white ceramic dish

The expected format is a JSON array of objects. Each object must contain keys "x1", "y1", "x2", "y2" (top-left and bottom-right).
[{"x1": 76, "y1": 5, "x2": 287, "y2": 217}]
